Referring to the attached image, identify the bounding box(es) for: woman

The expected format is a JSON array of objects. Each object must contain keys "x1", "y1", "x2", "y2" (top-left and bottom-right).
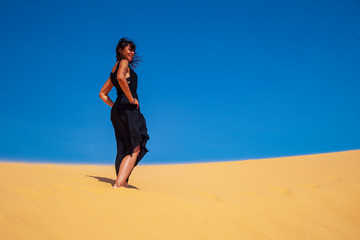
[{"x1": 99, "y1": 37, "x2": 149, "y2": 188}]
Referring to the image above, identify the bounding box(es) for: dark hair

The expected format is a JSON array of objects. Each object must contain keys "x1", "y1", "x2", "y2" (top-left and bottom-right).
[{"x1": 116, "y1": 37, "x2": 141, "y2": 68}]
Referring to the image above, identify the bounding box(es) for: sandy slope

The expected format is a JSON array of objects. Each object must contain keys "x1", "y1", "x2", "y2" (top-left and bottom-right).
[{"x1": 0, "y1": 150, "x2": 359, "y2": 240}]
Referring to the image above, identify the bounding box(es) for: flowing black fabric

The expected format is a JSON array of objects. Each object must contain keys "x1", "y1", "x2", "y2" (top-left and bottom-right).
[{"x1": 110, "y1": 61, "x2": 149, "y2": 182}]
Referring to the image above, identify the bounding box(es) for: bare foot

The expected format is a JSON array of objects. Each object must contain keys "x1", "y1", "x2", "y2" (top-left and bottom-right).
[
  {"x1": 113, "y1": 181, "x2": 129, "y2": 188},
  {"x1": 113, "y1": 181, "x2": 121, "y2": 188}
]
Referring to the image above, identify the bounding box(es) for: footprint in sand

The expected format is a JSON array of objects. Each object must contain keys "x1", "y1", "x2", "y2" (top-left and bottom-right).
[{"x1": 268, "y1": 186, "x2": 295, "y2": 196}]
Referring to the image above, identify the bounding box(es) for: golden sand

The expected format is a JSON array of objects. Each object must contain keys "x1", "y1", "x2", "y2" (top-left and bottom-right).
[{"x1": 1, "y1": 150, "x2": 360, "y2": 240}]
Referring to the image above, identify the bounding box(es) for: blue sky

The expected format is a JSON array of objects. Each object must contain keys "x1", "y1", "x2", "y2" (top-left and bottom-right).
[{"x1": 1, "y1": 0, "x2": 359, "y2": 164}]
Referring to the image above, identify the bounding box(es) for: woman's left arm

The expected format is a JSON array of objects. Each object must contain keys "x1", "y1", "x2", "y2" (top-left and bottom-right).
[{"x1": 99, "y1": 77, "x2": 114, "y2": 107}]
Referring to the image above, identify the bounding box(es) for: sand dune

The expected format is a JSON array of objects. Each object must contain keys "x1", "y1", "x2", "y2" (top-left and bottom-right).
[{"x1": 1, "y1": 150, "x2": 360, "y2": 240}]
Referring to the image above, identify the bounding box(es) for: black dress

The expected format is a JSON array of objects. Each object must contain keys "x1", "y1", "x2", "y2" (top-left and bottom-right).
[{"x1": 110, "y1": 61, "x2": 149, "y2": 183}]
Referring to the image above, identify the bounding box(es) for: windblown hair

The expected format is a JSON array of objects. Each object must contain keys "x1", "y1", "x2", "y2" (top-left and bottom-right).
[{"x1": 116, "y1": 37, "x2": 141, "y2": 68}]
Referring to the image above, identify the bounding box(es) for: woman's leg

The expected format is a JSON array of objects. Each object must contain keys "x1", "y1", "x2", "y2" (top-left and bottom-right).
[{"x1": 114, "y1": 145, "x2": 140, "y2": 188}]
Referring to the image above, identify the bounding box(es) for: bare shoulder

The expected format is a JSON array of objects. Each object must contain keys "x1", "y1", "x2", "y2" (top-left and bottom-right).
[
  {"x1": 117, "y1": 59, "x2": 129, "y2": 79},
  {"x1": 111, "y1": 60, "x2": 128, "y2": 73},
  {"x1": 119, "y1": 59, "x2": 129, "y2": 69}
]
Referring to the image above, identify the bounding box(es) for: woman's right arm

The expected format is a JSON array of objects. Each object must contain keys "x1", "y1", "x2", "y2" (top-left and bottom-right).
[
  {"x1": 99, "y1": 77, "x2": 114, "y2": 107},
  {"x1": 117, "y1": 60, "x2": 139, "y2": 109}
]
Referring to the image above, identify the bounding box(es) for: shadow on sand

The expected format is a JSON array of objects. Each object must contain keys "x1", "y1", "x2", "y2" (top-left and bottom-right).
[{"x1": 86, "y1": 175, "x2": 139, "y2": 189}]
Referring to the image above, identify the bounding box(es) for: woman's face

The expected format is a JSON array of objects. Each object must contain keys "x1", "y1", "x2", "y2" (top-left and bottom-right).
[{"x1": 120, "y1": 45, "x2": 135, "y2": 62}]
